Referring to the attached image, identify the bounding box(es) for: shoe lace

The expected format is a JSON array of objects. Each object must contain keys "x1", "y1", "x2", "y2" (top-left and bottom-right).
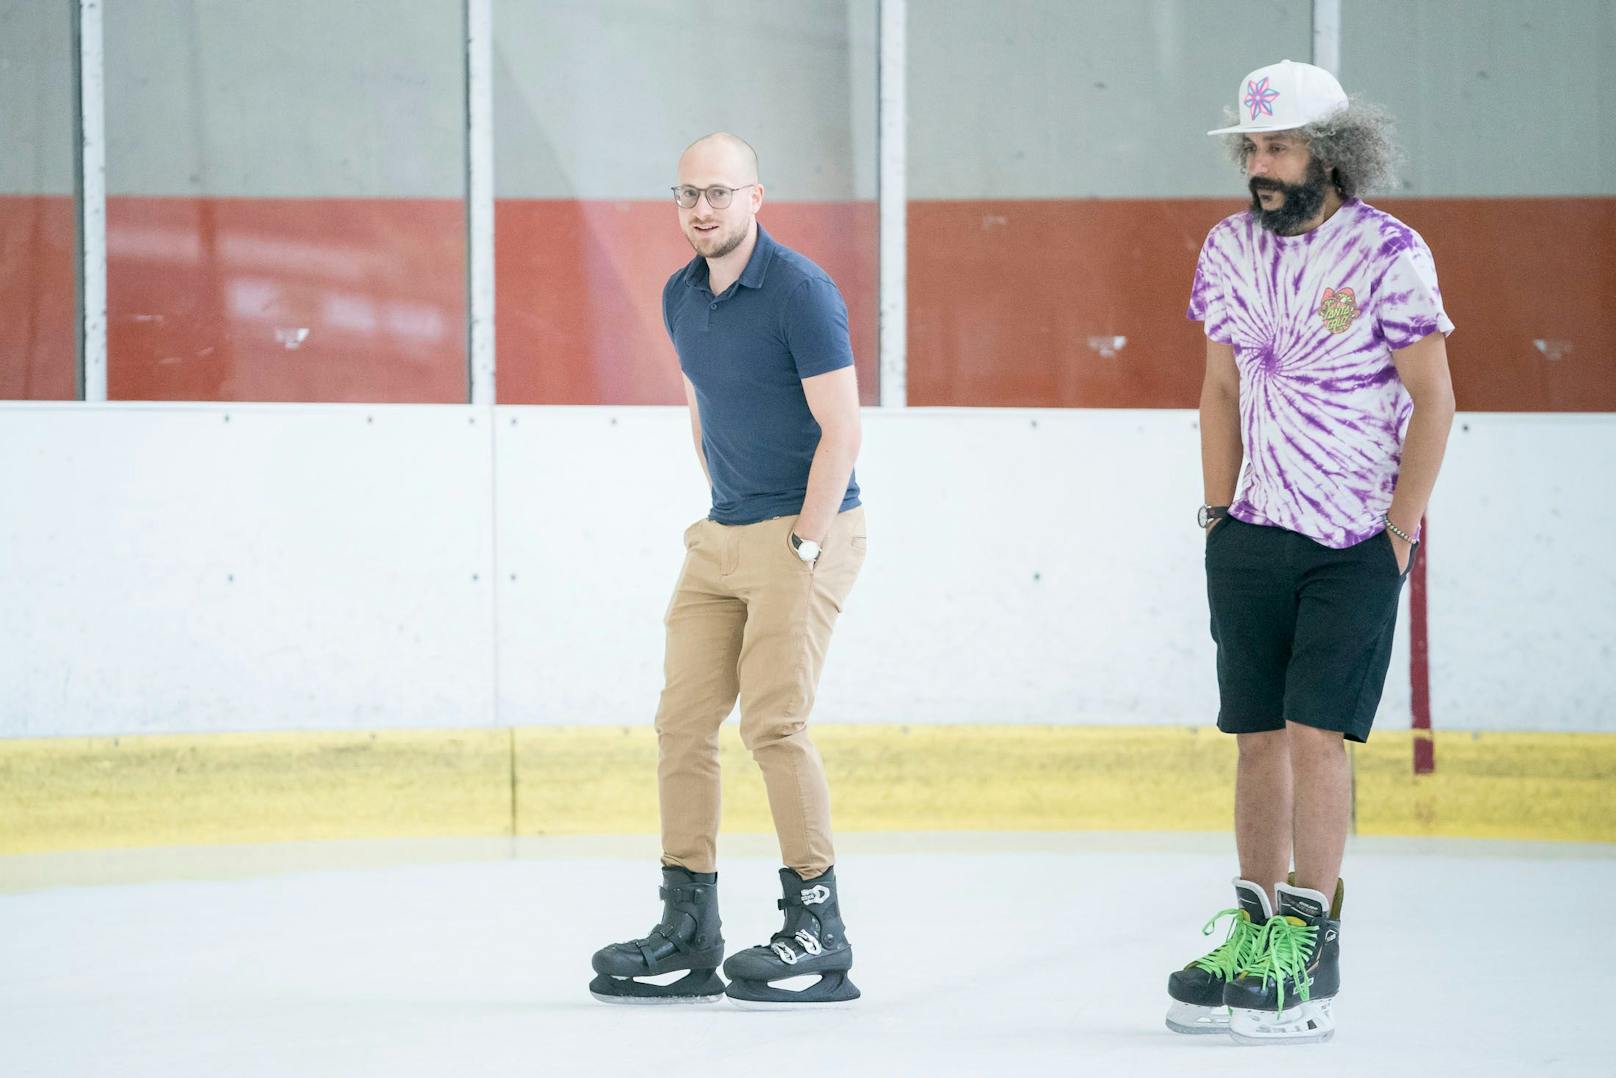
[
  {"x1": 1242, "y1": 915, "x2": 1319, "y2": 1012},
  {"x1": 1191, "y1": 908, "x2": 1262, "y2": 979}
]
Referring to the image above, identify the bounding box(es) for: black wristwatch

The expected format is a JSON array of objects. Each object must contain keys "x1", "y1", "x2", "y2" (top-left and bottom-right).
[{"x1": 1197, "y1": 505, "x2": 1229, "y2": 529}]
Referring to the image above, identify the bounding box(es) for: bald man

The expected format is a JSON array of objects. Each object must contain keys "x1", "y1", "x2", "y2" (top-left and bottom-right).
[{"x1": 589, "y1": 133, "x2": 866, "y2": 1008}]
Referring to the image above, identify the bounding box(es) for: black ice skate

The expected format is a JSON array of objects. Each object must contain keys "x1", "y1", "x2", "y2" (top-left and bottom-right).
[
  {"x1": 723, "y1": 866, "x2": 859, "y2": 1008},
  {"x1": 1165, "y1": 878, "x2": 1273, "y2": 1034},
  {"x1": 589, "y1": 866, "x2": 726, "y2": 1004},
  {"x1": 1226, "y1": 879, "x2": 1343, "y2": 1044}
]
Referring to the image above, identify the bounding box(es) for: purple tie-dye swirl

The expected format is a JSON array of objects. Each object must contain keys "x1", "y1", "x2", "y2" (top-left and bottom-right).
[{"x1": 1186, "y1": 199, "x2": 1455, "y2": 548}]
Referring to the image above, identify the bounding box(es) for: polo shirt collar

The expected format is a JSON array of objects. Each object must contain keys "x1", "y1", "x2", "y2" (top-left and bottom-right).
[{"x1": 736, "y1": 224, "x2": 775, "y2": 289}]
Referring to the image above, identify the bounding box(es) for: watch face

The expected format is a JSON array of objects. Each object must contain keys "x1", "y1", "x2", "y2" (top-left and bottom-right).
[{"x1": 1197, "y1": 506, "x2": 1210, "y2": 528}]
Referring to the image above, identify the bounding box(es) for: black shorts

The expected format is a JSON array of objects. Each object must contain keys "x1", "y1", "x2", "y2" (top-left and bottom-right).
[{"x1": 1204, "y1": 517, "x2": 1415, "y2": 743}]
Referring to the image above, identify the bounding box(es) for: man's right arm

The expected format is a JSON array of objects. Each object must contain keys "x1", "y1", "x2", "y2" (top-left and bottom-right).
[
  {"x1": 1200, "y1": 339, "x2": 1242, "y2": 529},
  {"x1": 681, "y1": 374, "x2": 711, "y2": 488}
]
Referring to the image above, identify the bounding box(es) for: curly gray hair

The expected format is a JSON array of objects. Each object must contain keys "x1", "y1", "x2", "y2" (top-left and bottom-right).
[{"x1": 1222, "y1": 97, "x2": 1404, "y2": 198}]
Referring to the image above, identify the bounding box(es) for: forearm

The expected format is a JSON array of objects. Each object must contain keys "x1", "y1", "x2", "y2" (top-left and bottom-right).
[
  {"x1": 795, "y1": 433, "x2": 859, "y2": 543},
  {"x1": 1200, "y1": 385, "x2": 1244, "y2": 507},
  {"x1": 1386, "y1": 401, "x2": 1455, "y2": 536}
]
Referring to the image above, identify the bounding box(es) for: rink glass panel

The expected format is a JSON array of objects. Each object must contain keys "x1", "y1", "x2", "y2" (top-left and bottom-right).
[
  {"x1": 1342, "y1": 0, "x2": 1616, "y2": 411},
  {"x1": 0, "y1": 1, "x2": 77, "y2": 400},
  {"x1": 903, "y1": 0, "x2": 1311, "y2": 408},
  {"x1": 101, "y1": 0, "x2": 470, "y2": 403},
  {"x1": 491, "y1": 0, "x2": 880, "y2": 405}
]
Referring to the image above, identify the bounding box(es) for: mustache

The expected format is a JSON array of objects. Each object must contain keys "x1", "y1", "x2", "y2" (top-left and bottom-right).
[{"x1": 1248, "y1": 177, "x2": 1287, "y2": 194}]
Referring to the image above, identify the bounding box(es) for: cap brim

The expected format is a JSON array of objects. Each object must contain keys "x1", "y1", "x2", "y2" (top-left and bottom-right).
[{"x1": 1206, "y1": 119, "x2": 1299, "y2": 135}]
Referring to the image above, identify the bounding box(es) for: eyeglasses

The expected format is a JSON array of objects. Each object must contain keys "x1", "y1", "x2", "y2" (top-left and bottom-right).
[{"x1": 670, "y1": 184, "x2": 756, "y2": 210}]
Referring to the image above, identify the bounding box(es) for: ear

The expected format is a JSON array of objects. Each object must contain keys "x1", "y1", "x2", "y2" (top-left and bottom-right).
[{"x1": 750, "y1": 182, "x2": 765, "y2": 213}]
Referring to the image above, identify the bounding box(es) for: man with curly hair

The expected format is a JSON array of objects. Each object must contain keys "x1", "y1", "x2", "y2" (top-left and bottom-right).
[{"x1": 1166, "y1": 61, "x2": 1456, "y2": 1044}]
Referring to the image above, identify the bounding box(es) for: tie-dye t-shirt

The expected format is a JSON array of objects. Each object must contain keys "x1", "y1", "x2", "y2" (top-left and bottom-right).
[{"x1": 1187, "y1": 198, "x2": 1454, "y2": 548}]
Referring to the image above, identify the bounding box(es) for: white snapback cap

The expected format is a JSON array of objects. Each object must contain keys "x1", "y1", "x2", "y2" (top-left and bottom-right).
[{"x1": 1207, "y1": 59, "x2": 1348, "y2": 135}]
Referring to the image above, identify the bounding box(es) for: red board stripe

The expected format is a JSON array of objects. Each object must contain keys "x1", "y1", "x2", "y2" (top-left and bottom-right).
[{"x1": 6, "y1": 195, "x2": 1613, "y2": 409}]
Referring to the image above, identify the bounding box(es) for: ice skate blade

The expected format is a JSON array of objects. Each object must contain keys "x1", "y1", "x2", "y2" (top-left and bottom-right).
[
  {"x1": 589, "y1": 990, "x2": 725, "y2": 1006},
  {"x1": 727, "y1": 995, "x2": 859, "y2": 1011},
  {"x1": 588, "y1": 970, "x2": 727, "y2": 1005},
  {"x1": 1165, "y1": 1001, "x2": 1230, "y2": 1035},
  {"x1": 725, "y1": 973, "x2": 860, "y2": 1010},
  {"x1": 1228, "y1": 998, "x2": 1335, "y2": 1045}
]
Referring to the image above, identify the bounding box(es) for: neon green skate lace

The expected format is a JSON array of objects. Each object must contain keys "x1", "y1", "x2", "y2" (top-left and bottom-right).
[
  {"x1": 1241, "y1": 915, "x2": 1319, "y2": 1012},
  {"x1": 1190, "y1": 908, "x2": 1263, "y2": 980}
]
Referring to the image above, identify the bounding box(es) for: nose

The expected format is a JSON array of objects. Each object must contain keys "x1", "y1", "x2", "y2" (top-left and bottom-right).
[{"x1": 1247, "y1": 153, "x2": 1271, "y2": 178}]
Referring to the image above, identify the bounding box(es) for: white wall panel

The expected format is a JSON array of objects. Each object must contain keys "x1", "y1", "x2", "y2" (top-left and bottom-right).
[
  {"x1": 0, "y1": 404, "x2": 496, "y2": 736},
  {"x1": 492, "y1": 408, "x2": 707, "y2": 726},
  {"x1": 1425, "y1": 413, "x2": 1616, "y2": 730},
  {"x1": 493, "y1": 407, "x2": 1412, "y2": 729},
  {"x1": 2, "y1": 404, "x2": 1609, "y2": 738}
]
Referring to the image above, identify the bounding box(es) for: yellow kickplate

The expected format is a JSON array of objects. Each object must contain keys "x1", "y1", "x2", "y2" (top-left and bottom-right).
[
  {"x1": 513, "y1": 724, "x2": 1238, "y2": 836},
  {"x1": 2, "y1": 725, "x2": 1612, "y2": 854},
  {"x1": 1353, "y1": 731, "x2": 1616, "y2": 843},
  {"x1": 0, "y1": 728, "x2": 512, "y2": 855}
]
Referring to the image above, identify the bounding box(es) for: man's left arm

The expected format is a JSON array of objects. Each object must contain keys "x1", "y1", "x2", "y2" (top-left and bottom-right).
[
  {"x1": 794, "y1": 366, "x2": 862, "y2": 546},
  {"x1": 1386, "y1": 330, "x2": 1457, "y2": 571}
]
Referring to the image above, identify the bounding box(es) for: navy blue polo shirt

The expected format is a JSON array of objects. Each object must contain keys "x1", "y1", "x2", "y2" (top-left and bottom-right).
[{"x1": 662, "y1": 224, "x2": 862, "y2": 526}]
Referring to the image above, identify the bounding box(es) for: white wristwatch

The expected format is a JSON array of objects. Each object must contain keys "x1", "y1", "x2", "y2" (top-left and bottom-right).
[{"x1": 790, "y1": 532, "x2": 821, "y2": 563}]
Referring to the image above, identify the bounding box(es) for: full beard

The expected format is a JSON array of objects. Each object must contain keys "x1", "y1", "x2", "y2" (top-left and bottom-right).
[{"x1": 1249, "y1": 158, "x2": 1330, "y2": 235}]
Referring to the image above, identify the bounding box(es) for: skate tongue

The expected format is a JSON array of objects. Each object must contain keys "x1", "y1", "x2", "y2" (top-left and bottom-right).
[
  {"x1": 1275, "y1": 883, "x2": 1331, "y2": 923},
  {"x1": 1231, "y1": 878, "x2": 1273, "y2": 923}
]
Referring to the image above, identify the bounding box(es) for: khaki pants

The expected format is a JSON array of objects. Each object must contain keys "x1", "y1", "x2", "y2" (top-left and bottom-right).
[{"x1": 655, "y1": 506, "x2": 866, "y2": 878}]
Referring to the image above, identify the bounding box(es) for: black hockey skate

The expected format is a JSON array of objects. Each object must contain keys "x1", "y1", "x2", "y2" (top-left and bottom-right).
[
  {"x1": 1165, "y1": 878, "x2": 1273, "y2": 1034},
  {"x1": 1226, "y1": 879, "x2": 1343, "y2": 1044},
  {"x1": 589, "y1": 866, "x2": 726, "y2": 1004},
  {"x1": 723, "y1": 866, "x2": 859, "y2": 1008}
]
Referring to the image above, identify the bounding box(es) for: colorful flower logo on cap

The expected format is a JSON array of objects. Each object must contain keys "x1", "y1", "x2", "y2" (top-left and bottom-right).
[{"x1": 1244, "y1": 77, "x2": 1280, "y2": 121}]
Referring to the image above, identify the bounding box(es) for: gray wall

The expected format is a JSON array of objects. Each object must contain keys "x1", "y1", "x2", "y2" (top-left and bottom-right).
[
  {"x1": 37, "y1": 0, "x2": 1615, "y2": 202},
  {"x1": 1344, "y1": 0, "x2": 1616, "y2": 196},
  {"x1": 907, "y1": 0, "x2": 1311, "y2": 198},
  {"x1": 0, "y1": 0, "x2": 75, "y2": 195},
  {"x1": 104, "y1": 0, "x2": 465, "y2": 198},
  {"x1": 493, "y1": 0, "x2": 877, "y2": 200}
]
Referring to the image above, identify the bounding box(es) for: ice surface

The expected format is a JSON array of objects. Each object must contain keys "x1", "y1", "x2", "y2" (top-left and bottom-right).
[{"x1": 2, "y1": 832, "x2": 1611, "y2": 1077}]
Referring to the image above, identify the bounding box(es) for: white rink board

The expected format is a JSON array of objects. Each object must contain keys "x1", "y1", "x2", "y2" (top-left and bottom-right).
[
  {"x1": 494, "y1": 407, "x2": 1411, "y2": 728},
  {"x1": 3, "y1": 403, "x2": 1612, "y2": 737},
  {"x1": 492, "y1": 408, "x2": 708, "y2": 726},
  {"x1": 1424, "y1": 413, "x2": 1616, "y2": 730},
  {"x1": 0, "y1": 404, "x2": 497, "y2": 736}
]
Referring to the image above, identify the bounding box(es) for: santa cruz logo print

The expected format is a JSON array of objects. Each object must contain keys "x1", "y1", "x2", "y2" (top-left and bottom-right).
[{"x1": 1319, "y1": 287, "x2": 1359, "y2": 333}]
